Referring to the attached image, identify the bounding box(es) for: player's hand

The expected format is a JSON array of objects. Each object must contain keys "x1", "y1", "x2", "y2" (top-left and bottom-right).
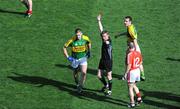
[
  {"x1": 97, "y1": 14, "x2": 101, "y2": 21},
  {"x1": 122, "y1": 74, "x2": 127, "y2": 80},
  {"x1": 67, "y1": 56, "x2": 74, "y2": 62},
  {"x1": 86, "y1": 51, "x2": 91, "y2": 58}
]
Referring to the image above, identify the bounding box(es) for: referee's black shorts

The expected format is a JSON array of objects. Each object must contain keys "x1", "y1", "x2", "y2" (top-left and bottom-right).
[{"x1": 98, "y1": 59, "x2": 113, "y2": 72}]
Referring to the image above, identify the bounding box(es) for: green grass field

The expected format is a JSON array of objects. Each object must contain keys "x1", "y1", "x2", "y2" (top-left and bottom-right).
[{"x1": 0, "y1": 0, "x2": 180, "y2": 109}]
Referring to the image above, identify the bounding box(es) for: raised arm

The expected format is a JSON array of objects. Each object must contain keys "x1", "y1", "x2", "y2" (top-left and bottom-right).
[{"x1": 97, "y1": 14, "x2": 103, "y2": 33}]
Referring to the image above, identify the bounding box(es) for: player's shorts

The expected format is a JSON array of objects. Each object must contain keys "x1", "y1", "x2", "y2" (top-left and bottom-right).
[
  {"x1": 98, "y1": 59, "x2": 112, "y2": 72},
  {"x1": 71, "y1": 57, "x2": 87, "y2": 69},
  {"x1": 127, "y1": 68, "x2": 140, "y2": 83}
]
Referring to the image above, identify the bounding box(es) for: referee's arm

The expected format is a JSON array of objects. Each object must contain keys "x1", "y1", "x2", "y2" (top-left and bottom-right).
[{"x1": 97, "y1": 14, "x2": 103, "y2": 33}]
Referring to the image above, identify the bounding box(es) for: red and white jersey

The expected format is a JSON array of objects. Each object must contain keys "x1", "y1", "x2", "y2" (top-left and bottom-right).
[{"x1": 127, "y1": 51, "x2": 142, "y2": 70}]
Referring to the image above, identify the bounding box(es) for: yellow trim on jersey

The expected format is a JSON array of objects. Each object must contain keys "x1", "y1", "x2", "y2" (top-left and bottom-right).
[
  {"x1": 82, "y1": 35, "x2": 91, "y2": 43},
  {"x1": 64, "y1": 35, "x2": 91, "y2": 48},
  {"x1": 127, "y1": 24, "x2": 137, "y2": 42},
  {"x1": 64, "y1": 36, "x2": 76, "y2": 48}
]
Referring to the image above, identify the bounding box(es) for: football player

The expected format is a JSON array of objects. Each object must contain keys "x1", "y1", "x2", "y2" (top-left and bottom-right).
[
  {"x1": 63, "y1": 28, "x2": 91, "y2": 93},
  {"x1": 124, "y1": 16, "x2": 145, "y2": 81},
  {"x1": 123, "y1": 42, "x2": 143, "y2": 108}
]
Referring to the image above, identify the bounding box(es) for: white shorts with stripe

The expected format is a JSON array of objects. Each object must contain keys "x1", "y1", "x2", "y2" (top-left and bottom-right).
[
  {"x1": 71, "y1": 57, "x2": 87, "y2": 68},
  {"x1": 127, "y1": 68, "x2": 140, "y2": 83}
]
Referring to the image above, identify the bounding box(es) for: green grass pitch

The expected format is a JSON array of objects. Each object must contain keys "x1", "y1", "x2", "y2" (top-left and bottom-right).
[{"x1": 0, "y1": 0, "x2": 180, "y2": 109}]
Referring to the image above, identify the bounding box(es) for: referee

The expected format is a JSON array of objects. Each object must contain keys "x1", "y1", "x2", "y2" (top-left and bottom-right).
[{"x1": 97, "y1": 14, "x2": 113, "y2": 96}]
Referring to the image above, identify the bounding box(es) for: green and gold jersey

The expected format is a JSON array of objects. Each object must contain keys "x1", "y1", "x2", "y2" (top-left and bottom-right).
[
  {"x1": 64, "y1": 35, "x2": 91, "y2": 59},
  {"x1": 127, "y1": 24, "x2": 137, "y2": 42}
]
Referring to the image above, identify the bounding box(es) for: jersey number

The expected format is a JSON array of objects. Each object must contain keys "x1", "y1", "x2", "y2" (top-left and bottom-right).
[{"x1": 134, "y1": 57, "x2": 140, "y2": 67}]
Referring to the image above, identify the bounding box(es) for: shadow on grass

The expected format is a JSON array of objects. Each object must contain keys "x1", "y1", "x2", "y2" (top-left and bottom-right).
[
  {"x1": 166, "y1": 57, "x2": 180, "y2": 62},
  {"x1": 141, "y1": 89, "x2": 180, "y2": 109},
  {"x1": 0, "y1": 9, "x2": 25, "y2": 15},
  {"x1": 55, "y1": 64, "x2": 123, "y2": 79},
  {"x1": 8, "y1": 72, "x2": 127, "y2": 106}
]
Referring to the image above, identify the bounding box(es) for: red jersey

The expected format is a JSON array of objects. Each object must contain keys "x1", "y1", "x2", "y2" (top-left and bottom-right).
[{"x1": 127, "y1": 50, "x2": 142, "y2": 70}]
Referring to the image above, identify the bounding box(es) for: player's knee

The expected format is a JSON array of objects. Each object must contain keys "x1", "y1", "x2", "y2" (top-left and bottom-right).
[
  {"x1": 97, "y1": 70, "x2": 102, "y2": 78},
  {"x1": 81, "y1": 71, "x2": 86, "y2": 76},
  {"x1": 97, "y1": 74, "x2": 101, "y2": 79},
  {"x1": 107, "y1": 72, "x2": 112, "y2": 80},
  {"x1": 128, "y1": 83, "x2": 134, "y2": 88}
]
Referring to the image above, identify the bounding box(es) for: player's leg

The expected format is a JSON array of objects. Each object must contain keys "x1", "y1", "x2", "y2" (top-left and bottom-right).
[
  {"x1": 79, "y1": 64, "x2": 87, "y2": 86},
  {"x1": 71, "y1": 59, "x2": 80, "y2": 85},
  {"x1": 73, "y1": 67, "x2": 79, "y2": 85},
  {"x1": 128, "y1": 83, "x2": 136, "y2": 108},
  {"x1": 97, "y1": 69, "x2": 107, "y2": 91},
  {"x1": 26, "y1": 0, "x2": 32, "y2": 17},
  {"x1": 79, "y1": 57, "x2": 88, "y2": 86},
  {"x1": 106, "y1": 71, "x2": 112, "y2": 96},
  {"x1": 28, "y1": 0, "x2": 32, "y2": 11},
  {"x1": 98, "y1": 59, "x2": 108, "y2": 91},
  {"x1": 78, "y1": 64, "x2": 87, "y2": 93},
  {"x1": 127, "y1": 70, "x2": 137, "y2": 107},
  {"x1": 133, "y1": 69, "x2": 143, "y2": 104},
  {"x1": 20, "y1": 0, "x2": 29, "y2": 9},
  {"x1": 133, "y1": 83, "x2": 143, "y2": 104}
]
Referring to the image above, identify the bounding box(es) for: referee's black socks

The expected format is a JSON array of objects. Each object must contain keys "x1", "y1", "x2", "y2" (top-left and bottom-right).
[
  {"x1": 99, "y1": 75, "x2": 107, "y2": 87},
  {"x1": 108, "y1": 79, "x2": 112, "y2": 91}
]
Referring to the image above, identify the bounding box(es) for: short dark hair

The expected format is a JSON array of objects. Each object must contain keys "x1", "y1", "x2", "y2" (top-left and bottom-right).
[
  {"x1": 128, "y1": 42, "x2": 135, "y2": 49},
  {"x1": 101, "y1": 30, "x2": 109, "y2": 36},
  {"x1": 125, "y1": 16, "x2": 132, "y2": 21},
  {"x1": 75, "y1": 28, "x2": 82, "y2": 33}
]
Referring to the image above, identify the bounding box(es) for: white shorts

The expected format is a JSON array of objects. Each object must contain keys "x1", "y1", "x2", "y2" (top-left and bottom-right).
[
  {"x1": 71, "y1": 57, "x2": 87, "y2": 68},
  {"x1": 127, "y1": 68, "x2": 140, "y2": 83}
]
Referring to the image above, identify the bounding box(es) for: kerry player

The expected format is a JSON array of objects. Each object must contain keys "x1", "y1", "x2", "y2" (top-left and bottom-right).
[
  {"x1": 124, "y1": 16, "x2": 145, "y2": 81},
  {"x1": 63, "y1": 28, "x2": 91, "y2": 93}
]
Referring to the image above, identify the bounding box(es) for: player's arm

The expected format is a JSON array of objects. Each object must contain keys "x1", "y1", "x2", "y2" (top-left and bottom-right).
[
  {"x1": 87, "y1": 37, "x2": 92, "y2": 51},
  {"x1": 63, "y1": 38, "x2": 74, "y2": 59},
  {"x1": 83, "y1": 36, "x2": 92, "y2": 58},
  {"x1": 133, "y1": 39, "x2": 142, "y2": 53},
  {"x1": 123, "y1": 53, "x2": 132, "y2": 80},
  {"x1": 133, "y1": 39, "x2": 138, "y2": 49},
  {"x1": 63, "y1": 46, "x2": 74, "y2": 62},
  {"x1": 128, "y1": 26, "x2": 137, "y2": 40},
  {"x1": 63, "y1": 38, "x2": 74, "y2": 62},
  {"x1": 87, "y1": 42, "x2": 91, "y2": 58},
  {"x1": 63, "y1": 46, "x2": 69, "y2": 58},
  {"x1": 97, "y1": 14, "x2": 103, "y2": 33},
  {"x1": 129, "y1": 26, "x2": 141, "y2": 52},
  {"x1": 88, "y1": 43, "x2": 91, "y2": 51},
  {"x1": 115, "y1": 32, "x2": 127, "y2": 38},
  {"x1": 123, "y1": 62, "x2": 131, "y2": 80},
  {"x1": 83, "y1": 35, "x2": 91, "y2": 51},
  {"x1": 124, "y1": 63, "x2": 131, "y2": 80}
]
